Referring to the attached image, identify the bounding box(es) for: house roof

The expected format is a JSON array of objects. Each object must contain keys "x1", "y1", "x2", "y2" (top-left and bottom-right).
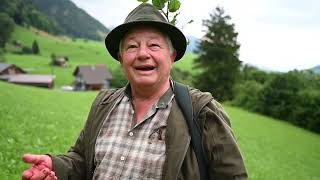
[
  {"x1": 0, "y1": 63, "x2": 26, "y2": 73},
  {"x1": 0, "y1": 63, "x2": 11, "y2": 72},
  {"x1": 73, "y1": 65, "x2": 113, "y2": 85},
  {"x1": 8, "y1": 74, "x2": 55, "y2": 84}
]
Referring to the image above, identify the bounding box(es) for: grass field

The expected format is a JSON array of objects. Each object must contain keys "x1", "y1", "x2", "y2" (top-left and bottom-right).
[{"x1": 1, "y1": 81, "x2": 320, "y2": 179}]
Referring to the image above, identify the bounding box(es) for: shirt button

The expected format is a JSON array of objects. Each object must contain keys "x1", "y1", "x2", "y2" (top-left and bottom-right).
[
  {"x1": 129, "y1": 132, "x2": 134, "y2": 136},
  {"x1": 120, "y1": 156, "x2": 125, "y2": 161}
]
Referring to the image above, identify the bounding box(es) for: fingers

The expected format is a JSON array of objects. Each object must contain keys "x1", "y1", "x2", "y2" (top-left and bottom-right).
[
  {"x1": 43, "y1": 171, "x2": 57, "y2": 180},
  {"x1": 21, "y1": 154, "x2": 55, "y2": 180},
  {"x1": 22, "y1": 169, "x2": 33, "y2": 180},
  {"x1": 29, "y1": 168, "x2": 50, "y2": 180},
  {"x1": 22, "y1": 154, "x2": 45, "y2": 165},
  {"x1": 22, "y1": 154, "x2": 52, "y2": 170}
]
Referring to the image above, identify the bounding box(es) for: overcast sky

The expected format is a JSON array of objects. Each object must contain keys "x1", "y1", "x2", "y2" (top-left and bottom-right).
[{"x1": 70, "y1": 0, "x2": 320, "y2": 72}]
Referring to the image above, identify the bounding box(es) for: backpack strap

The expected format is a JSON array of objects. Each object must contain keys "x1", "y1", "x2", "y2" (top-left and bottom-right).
[{"x1": 174, "y1": 81, "x2": 209, "y2": 180}]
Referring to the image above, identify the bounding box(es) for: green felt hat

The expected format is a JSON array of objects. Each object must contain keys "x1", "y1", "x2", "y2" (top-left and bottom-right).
[{"x1": 105, "y1": 3, "x2": 187, "y2": 61}]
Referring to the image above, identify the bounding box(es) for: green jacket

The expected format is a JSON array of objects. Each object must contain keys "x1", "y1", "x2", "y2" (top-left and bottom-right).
[{"x1": 51, "y1": 86, "x2": 248, "y2": 180}]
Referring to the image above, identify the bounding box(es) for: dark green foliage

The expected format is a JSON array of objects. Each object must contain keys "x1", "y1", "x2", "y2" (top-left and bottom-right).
[
  {"x1": 32, "y1": 40, "x2": 40, "y2": 54},
  {"x1": 171, "y1": 67, "x2": 193, "y2": 86},
  {"x1": 0, "y1": 0, "x2": 61, "y2": 34},
  {"x1": 110, "y1": 66, "x2": 128, "y2": 88},
  {"x1": 256, "y1": 71, "x2": 305, "y2": 120},
  {"x1": 0, "y1": 13, "x2": 15, "y2": 48},
  {"x1": 21, "y1": 46, "x2": 33, "y2": 54},
  {"x1": 31, "y1": 0, "x2": 110, "y2": 40},
  {"x1": 193, "y1": 7, "x2": 241, "y2": 101},
  {"x1": 232, "y1": 80, "x2": 263, "y2": 111},
  {"x1": 0, "y1": 0, "x2": 109, "y2": 40},
  {"x1": 232, "y1": 67, "x2": 320, "y2": 133}
]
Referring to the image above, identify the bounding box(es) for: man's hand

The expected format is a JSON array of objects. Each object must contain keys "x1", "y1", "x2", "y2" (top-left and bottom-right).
[{"x1": 22, "y1": 154, "x2": 57, "y2": 180}]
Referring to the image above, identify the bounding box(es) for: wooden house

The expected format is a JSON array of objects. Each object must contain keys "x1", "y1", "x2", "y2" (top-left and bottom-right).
[
  {"x1": 0, "y1": 63, "x2": 55, "y2": 88},
  {"x1": 73, "y1": 64, "x2": 113, "y2": 91}
]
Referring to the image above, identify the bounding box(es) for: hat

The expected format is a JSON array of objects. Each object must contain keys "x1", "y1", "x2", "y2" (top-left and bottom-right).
[{"x1": 105, "y1": 3, "x2": 187, "y2": 61}]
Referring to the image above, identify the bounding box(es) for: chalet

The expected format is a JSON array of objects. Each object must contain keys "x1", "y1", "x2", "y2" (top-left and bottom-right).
[
  {"x1": 51, "y1": 56, "x2": 69, "y2": 67},
  {"x1": 8, "y1": 74, "x2": 55, "y2": 88},
  {"x1": 0, "y1": 63, "x2": 55, "y2": 88},
  {"x1": 0, "y1": 63, "x2": 26, "y2": 76},
  {"x1": 73, "y1": 64, "x2": 112, "y2": 91}
]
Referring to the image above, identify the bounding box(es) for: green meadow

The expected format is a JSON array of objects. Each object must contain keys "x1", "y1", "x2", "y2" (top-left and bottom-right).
[{"x1": 1, "y1": 26, "x2": 320, "y2": 179}]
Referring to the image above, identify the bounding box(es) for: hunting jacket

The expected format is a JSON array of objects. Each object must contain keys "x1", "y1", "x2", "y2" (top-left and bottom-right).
[{"x1": 51, "y1": 85, "x2": 248, "y2": 180}]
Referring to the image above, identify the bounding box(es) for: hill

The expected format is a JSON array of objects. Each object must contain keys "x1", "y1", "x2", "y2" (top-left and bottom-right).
[
  {"x1": 310, "y1": 65, "x2": 320, "y2": 73},
  {"x1": 0, "y1": 0, "x2": 109, "y2": 41},
  {"x1": 31, "y1": 0, "x2": 109, "y2": 40},
  {"x1": 1, "y1": 81, "x2": 320, "y2": 179},
  {"x1": 0, "y1": 0, "x2": 61, "y2": 34}
]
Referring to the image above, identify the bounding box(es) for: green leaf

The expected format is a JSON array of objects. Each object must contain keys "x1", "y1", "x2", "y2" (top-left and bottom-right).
[
  {"x1": 168, "y1": 0, "x2": 181, "y2": 12},
  {"x1": 170, "y1": 12, "x2": 179, "y2": 25},
  {"x1": 152, "y1": 0, "x2": 165, "y2": 10},
  {"x1": 137, "y1": 0, "x2": 148, "y2": 2}
]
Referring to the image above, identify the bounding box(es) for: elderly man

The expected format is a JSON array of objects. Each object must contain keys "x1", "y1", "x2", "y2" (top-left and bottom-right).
[{"x1": 22, "y1": 3, "x2": 247, "y2": 180}]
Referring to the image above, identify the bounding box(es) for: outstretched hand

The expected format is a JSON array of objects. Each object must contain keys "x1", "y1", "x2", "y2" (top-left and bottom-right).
[{"x1": 22, "y1": 154, "x2": 57, "y2": 180}]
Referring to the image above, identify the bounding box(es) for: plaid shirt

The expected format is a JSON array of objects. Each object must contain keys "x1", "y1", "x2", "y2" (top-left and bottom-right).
[{"x1": 93, "y1": 85, "x2": 174, "y2": 180}]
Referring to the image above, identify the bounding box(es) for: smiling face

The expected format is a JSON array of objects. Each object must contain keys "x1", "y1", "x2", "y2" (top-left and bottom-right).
[{"x1": 119, "y1": 26, "x2": 176, "y2": 90}]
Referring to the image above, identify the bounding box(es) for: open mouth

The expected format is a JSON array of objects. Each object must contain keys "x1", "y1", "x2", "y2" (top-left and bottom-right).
[{"x1": 135, "y1": 65, "x2": 156, "y2": 71}]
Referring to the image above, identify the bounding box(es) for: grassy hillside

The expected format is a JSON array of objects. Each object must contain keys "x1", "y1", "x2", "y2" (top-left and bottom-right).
[
  {"x1": 4, "y1": 25, "x2": 195, "y2": 88},
  {"x1": 1, "y1": 81, "x2": 320, "y2": 179}
]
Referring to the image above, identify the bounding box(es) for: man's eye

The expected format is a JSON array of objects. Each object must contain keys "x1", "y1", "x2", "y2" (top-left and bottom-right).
[
  {"x1": 128, "y1": 45, "x2": 137, "y2": 49},
  {"x1": 150, "y1": 44, "x2": 161, "y2": 50}
]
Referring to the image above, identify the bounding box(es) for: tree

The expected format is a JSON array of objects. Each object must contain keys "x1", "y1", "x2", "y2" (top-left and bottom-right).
[
  {"x1": 0, "y1": 12, "x2": 15, "y2": 48},
  {"x1": 193, "y1": 7, "x2": 241, "y2": 101},
  {"x1": 32, "y1": 40, "x2": 40, "y2": 54}
]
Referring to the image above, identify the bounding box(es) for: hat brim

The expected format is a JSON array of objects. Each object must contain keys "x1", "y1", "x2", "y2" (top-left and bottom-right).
[{"x1": 105, "y1": 21, "x2": 187, "y2": 62}]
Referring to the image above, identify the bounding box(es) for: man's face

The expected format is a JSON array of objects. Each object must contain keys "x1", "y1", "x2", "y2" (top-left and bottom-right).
[{"x1": 119, "y1": 26, "x2": 176, "y2": 88}]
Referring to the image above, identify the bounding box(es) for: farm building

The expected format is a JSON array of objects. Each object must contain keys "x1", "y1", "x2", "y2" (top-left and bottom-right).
[
  {"x1": 0, "y1": 63, "x2": 55, "y2": 88},
  {"x1": 73, "y1": 64, "x2": 112, "y2": 91},
  {"x1": 8, "y1": 74, "x2": 55, "y2": 88},
  {"x1": 0, "y1": 63, "x2": 26, "y2": 77}
]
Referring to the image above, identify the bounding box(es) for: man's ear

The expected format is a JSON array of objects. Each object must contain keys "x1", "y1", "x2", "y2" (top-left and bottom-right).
[{"x1": 170, "y1": 50, "x2": 177, "y2": 63}]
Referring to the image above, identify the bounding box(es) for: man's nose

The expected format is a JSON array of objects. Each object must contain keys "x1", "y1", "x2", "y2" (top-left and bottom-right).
[{"x1": 137, "y1": 46, "x2": 150, "y2": 60}]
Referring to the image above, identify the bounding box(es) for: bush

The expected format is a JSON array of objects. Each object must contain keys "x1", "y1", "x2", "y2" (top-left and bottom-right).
[
  {"x1": 110, "y1": 66, "x2": 127, "y2": 88},
  {"x1": 293, "y1": 90, "x2": 320, "y2": 132},
  {"x1": 22, "y1": 46, "x2": 33, "y2": 54},
  {"x1": 231, "y1": 80, "x2": 263, "y2": 111},
  {"x1": 253, "y1": 70, "x2": 320, "y2": 133},
  {"x1": 32, "y1": 40, "x2": 40, "y2": 54},
  {"x1": 171, "y1": 67, "x2": 193, "y2": 86}
]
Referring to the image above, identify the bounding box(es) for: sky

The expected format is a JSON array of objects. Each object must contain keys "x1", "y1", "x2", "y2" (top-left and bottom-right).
[{"x1": 70, "y1": 0, "x2": 320, "y2": 72}]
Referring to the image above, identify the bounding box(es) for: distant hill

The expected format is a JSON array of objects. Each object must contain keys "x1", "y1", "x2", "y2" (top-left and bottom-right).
[
  {"x1": 31, "y1": 0, "x2": 109, "y2": 41},
  {"x1": 186, "y1": 35, "x2": 199, "y2": 53},
  {"x1": 310, "y1": 65, "x2": 320, "y2": 73},
  {"x1": 0, "y1": 0, "x2": 61, "y2": 34}
]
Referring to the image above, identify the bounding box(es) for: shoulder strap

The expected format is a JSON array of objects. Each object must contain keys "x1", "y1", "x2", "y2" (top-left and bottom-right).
[{"x1": 174, "y1": 81, "x2": 209, "y2": 180}]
